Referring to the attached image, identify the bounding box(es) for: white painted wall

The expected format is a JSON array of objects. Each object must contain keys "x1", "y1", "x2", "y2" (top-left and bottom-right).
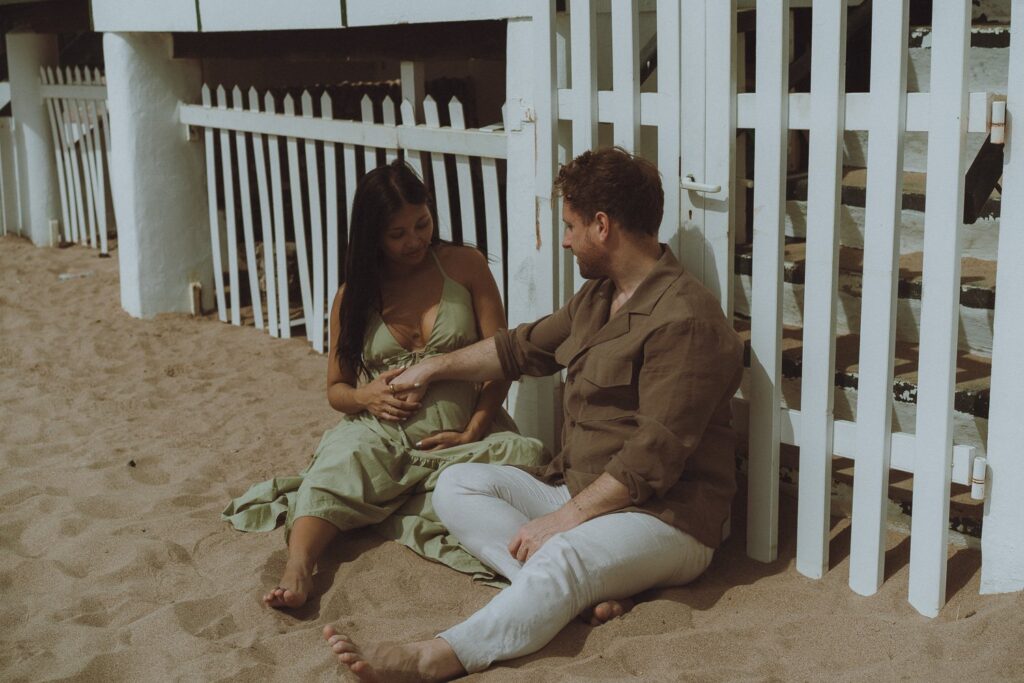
[
  {"x1": 104, "y1": 33, "x2": 213, "y2": 318},
  {"x1": 6, "y1": 33, "x2": 60, "y2": 246},
  {"x1": 92, "y1": 0, "x2": 199, "y2": 32}
]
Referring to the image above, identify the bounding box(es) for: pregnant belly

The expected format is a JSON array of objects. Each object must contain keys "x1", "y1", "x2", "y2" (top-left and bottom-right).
[{"x1": 399, "y1": 379, "x2": 478, "y2": 446}]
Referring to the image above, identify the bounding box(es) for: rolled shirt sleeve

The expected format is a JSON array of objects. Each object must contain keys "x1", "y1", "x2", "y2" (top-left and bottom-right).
[
  {"x1": 493, "y1": 303, "x2": 575, "y2": 381},
  {"x1": 603, "y1": 319, "x2": 743, "y2": 505}
]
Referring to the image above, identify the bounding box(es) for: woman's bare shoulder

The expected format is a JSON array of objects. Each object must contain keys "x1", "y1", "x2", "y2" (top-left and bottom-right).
[{"x1": 436, "y1": 244, "x2": 489, "y2": 283}]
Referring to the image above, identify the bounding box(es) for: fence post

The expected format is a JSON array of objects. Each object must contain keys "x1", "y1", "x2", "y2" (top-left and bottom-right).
[
  {"x1": 5, "y1": 33, "x2": 59, "y2": 245},
  {"x1": 103, "y1": 32, "x2": 213, "y2": 318}
]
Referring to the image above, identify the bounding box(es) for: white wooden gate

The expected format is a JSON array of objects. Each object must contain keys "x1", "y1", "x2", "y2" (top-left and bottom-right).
[
  {"x1": 40, "y1": 66, "x2": 114, "y2": 254},
  {"x1": 549, "y1": 0, "x2": 1010, "y2": 617}
]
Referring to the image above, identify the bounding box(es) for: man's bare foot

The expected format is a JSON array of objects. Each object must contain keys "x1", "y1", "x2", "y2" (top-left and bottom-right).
[
  {"x1": 581, "y1": 598, "x2": 635, "y2": 626},
  {"x1": 322, "y1": 624, "x2": 465, "y2": 682},
  {"x1": 263, "y1": 558, "x2": 312, "y2": 609}
]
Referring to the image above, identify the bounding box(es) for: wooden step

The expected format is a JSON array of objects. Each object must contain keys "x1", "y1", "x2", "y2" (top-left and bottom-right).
[{"x1": 733, "y1": 240, "x2": 996, "y2": 357}]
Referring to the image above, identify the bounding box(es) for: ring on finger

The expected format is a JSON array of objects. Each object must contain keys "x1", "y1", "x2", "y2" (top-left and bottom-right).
[{"x1": 388, "y1": 383, "x2": 396, "y2": 395}]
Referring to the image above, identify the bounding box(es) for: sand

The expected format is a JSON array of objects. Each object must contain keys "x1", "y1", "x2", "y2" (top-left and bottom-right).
[{"x1": 1, "y1": 234, "x2": 1022, "y2": 683}]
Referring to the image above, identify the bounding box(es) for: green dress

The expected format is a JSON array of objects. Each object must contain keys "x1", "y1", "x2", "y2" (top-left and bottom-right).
[{"x1": 222, "y1": 251, "x2": 547, "y2": 584}]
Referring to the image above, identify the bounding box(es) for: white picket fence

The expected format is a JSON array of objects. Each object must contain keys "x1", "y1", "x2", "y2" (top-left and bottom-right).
[
  {"x1": 179, "y1": 85, "x2": 509, "y2": 353},
  {"x1": 546, "y1": 0, "x2": 1013, "y2": 618},
  {"x1": 40, "y1": 66, "x2": 113, "y2": 253}
]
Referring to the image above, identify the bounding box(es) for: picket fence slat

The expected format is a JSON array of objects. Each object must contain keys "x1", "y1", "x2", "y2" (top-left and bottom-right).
[
  {"x1": 77, "y1": 68, "x2": 101, "y2": 250},
  {"x1": 202, "y1": 85, "x2": 227, "y2": 321},
  {"x1": 48, "y1": 66, "x2": 81, "y2": 243},
  {"x1": 361, "y1": 95, "x2": 378, "y2": 172},
  {"x1": 679, "y1": 0, "x2": 707, "y2": 280},
  {"x1": 849, "y1": 0, "x2": 910, "y2": 597},
  {"x1": 423, "y1": 96, "x2": 454, "y2": 242},
  {"x1": 448, "y1": 98, "x2": 478, "y2": 247},
  {"x1": 232, "y1": 86, "x2": 264, "y2": 331},
  {"x1": 704, "y1": 0, "x2": 736, "y2": 315},
  {"x1": 479, "y1": 123, "x2": 505, "y2": 306},
  {"x1": 249, "y1": 87, "x2": 280, "y2": 338},
  {"x1": 216, "y1": 86, "x2": 242, "y2": 326},
  {"x1": 610, "y1": 0, "x2": 640, "y2": 152},
  {"x1": 88, "y1": 98, "x2": 110, "y2": 255},
  {"x1": 400, "y1": 99, "x2": 425, "y2": 177},
  {"x1": 908, "y1": 0, "x2": 972, "y2": 619},
  {"x1": 655, "y1": 0, "x2": 682, "y2": 255},
  {"x1": 302, "y1": 91, "x2": 326, "y2": 353},
  {"x1": 382, "y1": 95, "x2": 398, "y2": 163},
  {"x1": 747, "y1": 0, "x2": 790, "y2": 564},
  {"x1": 795, "y1": 0, "x2": 847, "y2": 580},
  {"x1": 284, "y1": 94, "x2": 315, "y2": 342},
  {"x1": 265, "y1": 93, "x2": 291, "y2": 338},
  {"x1": 569, "y1": 0, "x2": 598, "y2": 296},
  {"x1": 323, "y1": 92, "x2": 340, "y2": 345}
]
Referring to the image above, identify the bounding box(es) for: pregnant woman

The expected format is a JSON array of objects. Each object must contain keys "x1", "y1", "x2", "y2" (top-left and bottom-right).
[{"x1": 223, "y1": 160, "x2": 545, "y2": 608}]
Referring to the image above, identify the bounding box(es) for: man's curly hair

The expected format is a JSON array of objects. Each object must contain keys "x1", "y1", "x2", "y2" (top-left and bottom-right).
[{"x1": 553, "y1": 146, "x2": 664, "y2": 237}]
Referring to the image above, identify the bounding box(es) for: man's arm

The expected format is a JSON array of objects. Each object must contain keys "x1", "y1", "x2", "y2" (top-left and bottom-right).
[
  {"x1": 388, "y1": 336, "x2": 505, "y2": 401},
  {"x1": 507, "y1": 473, "x2": 631, "y2": 562}
]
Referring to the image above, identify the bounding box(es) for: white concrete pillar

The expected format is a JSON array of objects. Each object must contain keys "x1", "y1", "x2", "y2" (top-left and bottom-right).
[
  {"x1": 6, "y1": 33, "x2": 59, "y2": 245},
  {"x1": 104, "y1": 32, "x2": 213, "y2": 318}
]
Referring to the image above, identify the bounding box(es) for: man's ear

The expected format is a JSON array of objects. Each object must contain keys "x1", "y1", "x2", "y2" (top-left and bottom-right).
[{"x1": 593, "y1": 211, "x2": 612, "y2": 241}]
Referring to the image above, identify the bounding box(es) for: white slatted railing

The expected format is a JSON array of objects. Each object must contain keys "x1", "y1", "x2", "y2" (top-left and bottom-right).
[
  {"x1": 551, "y1": 0, "x2": 1004, "y2": 617},
  {"x1": 181, "y1": 85, "x2": 509, "y2": 353},
  {"x1": 40, "y1": 66, "x2": 113, "y2": 253}
]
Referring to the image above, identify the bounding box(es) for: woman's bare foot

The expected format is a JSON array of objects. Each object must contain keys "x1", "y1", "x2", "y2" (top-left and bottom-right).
[
  {"x1": 322, "y1": 625, "x2": 465, "y2": 682},
  {"x1": 263, "y1": 558, "x2": 312, "y2": 609},
  {"x1": 581, "y1": 598, "x2": 635, "y2": 625}
]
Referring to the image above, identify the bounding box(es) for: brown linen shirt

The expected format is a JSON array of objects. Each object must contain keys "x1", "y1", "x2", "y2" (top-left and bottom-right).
[{"x1": 493, "y1": 246, "x2": 744, "y2": 549}]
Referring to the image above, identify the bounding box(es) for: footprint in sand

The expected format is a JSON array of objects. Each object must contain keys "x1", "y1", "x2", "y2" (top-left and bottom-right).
[
  {"x1": 171, "y1": 595, "x2": 241, "y2": 641},
  {"x1": 126, "y1": 457, "x2": 172, "y2": 486},
  {"x1": 59, "y1": 516, "x2": 90, "y2": 538}
]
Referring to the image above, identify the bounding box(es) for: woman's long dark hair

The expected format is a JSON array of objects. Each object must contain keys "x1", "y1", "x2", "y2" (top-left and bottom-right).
[{"x1": 337, "y1": 159, "x2": 439, "y2": 379}]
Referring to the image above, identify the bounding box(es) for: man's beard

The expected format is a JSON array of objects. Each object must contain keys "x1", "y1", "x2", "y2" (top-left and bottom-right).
[{"x1": 574, "y1": 248, "x2": 607, "y2": 280}]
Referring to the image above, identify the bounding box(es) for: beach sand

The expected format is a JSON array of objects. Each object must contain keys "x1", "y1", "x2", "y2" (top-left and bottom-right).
[{"x1": 2, "y1": 234, "x2": 1022, "y2": 682}]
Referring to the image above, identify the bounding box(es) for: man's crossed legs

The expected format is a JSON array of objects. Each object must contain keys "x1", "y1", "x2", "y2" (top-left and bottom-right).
[{"x1": 324, "y1": 464, "x2": 713, "y2": 680}]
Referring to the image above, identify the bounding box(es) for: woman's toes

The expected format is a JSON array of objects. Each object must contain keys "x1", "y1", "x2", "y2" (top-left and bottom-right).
[{"x1": 323, "y1": 625, "x2": 338, "y2": 640}]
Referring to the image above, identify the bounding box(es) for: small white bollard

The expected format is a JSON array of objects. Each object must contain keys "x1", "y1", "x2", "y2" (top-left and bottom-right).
[
  {"x1": 971, "y1": 456, "x2": 988, "y2": 501},
  {"x1": 991, "y1": 100, "x2": 1006, "y2": 145}
]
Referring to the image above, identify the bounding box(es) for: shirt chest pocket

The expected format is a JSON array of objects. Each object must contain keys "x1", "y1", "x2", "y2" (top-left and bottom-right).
[{"x1": 578, "y1": 356, "x2": 636, "y2": 421}]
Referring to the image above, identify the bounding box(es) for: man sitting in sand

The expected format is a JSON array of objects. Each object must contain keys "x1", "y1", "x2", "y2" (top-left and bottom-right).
[{"x1": 322, "y1": 146, "x2": 745, "y2": 680}]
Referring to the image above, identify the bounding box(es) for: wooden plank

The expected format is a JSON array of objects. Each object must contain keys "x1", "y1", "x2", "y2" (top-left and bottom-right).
[
  {"x1": 610, "y1": 0, "x2": 640, "y2": 152},
  {"x1": 217, "y1": 86, "x2": 242, "y2": 325},
  {"x1": 382, "y1": 95, "x2": 398, "y2": 163},
  {"x1": 399, "y1": 99, "x2": 425, "y2": 177},
  {"x1": 284, "y1": 94, "x2": 315, "y2": 341},
  {"x1": 88, "y1": 70, "x2": 110, "y2": 256},
  {"x1": 249, "y1": 87, "x2": 280, "y2": 338},
  {"x1": 981, "y1": 0, "x2": 1024, "y2": 595},
  {"x1": 654, "y1": 0, "x2": 681, "y2": 256},
  {"x1": 302, "y1": 91, "x2": 326, "y2": 352},
  {"x1": 448, "y1": 97, "x2": 478, "y2": 247},
  {"x1": 735, "y1": 90, "x2": 992, "y2": 133},
  {"x1": 179, "y1": 103, "x2": 509, "y2": 158},
  {"x1": 849, "y1": 0, "x2": 910, "y2": 597},
  {"x1": 58, "y1": 68, "x2": 89, "y2": 247},
  {"x1": 747, "y1": 0, "x2": 789, "y2": 564},
  {"x1": 38, "y1": 84, "x2": 107, "y2": 101},
  {"x1": 40, "y1": 67, "x2": 73, "y2": 243},
  {"x1": 202, "y1": 85, "x2": 227, "y2": 322},
  {"x1": 73, "y1": 67, "x2": 100, "y2": 250},
  {"x1": 232, "y1": 87, "x2": 264, "y2": 330},
  {"x1": 361, "y1": 95, "x2": 378, "y2": 172},
  {"x1": 795, "y1": 0, "x2": 847, "y2": 581},
  {"x1": 47, "y1": 67, "x2": 81, "y2": 243},
  {"x1": 423, "y1": 96, "x2": 454, "y2": 242},
  {"x1": 265, "y1": 92, "x2": 291, "y2": 338},
  {"x1": 908, "y1": 0, "x2": 971, "y2": 619},
  {"x1": 569, "y1": 0, "x2": 598, "y2": 295},
  {"x1": 680, "y1": 0, "x2": 707, "y2": 281},
  {"x1": 704, "y1": 0, "x2": 737, "y2": 315},
  {"x1": 322, "y1": 92, "x2": 340, "y2": 345}
]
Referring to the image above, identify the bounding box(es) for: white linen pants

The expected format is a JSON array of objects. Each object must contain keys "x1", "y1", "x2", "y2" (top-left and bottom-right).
[{"x1": 433, "y1": 463, "x2": 714, "y2": 673}]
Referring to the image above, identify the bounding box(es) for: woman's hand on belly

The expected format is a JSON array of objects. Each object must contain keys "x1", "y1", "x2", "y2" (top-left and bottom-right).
[
  {"x1": 415, "y1": 427, "x2": 480, "y2": 451},
  {"x1": 358, "y1": 368, "x2": 422, "y2": 422}
]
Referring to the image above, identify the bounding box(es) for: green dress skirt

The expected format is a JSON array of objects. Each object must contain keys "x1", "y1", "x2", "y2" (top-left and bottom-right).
[{"x1": 222, "y1": 252, "x2": 547, "y2": 585}]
